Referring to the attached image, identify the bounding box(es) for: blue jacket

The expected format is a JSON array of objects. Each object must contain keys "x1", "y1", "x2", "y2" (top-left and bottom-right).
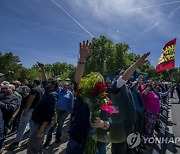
[{"x1": 130, "y1": 83, "x2": 144, "y2": 113}]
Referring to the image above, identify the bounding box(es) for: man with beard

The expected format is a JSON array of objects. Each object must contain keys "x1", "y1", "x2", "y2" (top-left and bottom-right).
[{"x1": 27, "y1": 78, "x2": 58, "y2": 154}]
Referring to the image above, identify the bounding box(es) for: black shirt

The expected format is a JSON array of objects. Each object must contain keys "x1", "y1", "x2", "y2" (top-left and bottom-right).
[
  {"x1": 69, "y1": 82, "x2": 90, "y2": 143},
  {"x1": 19, "y1": 93, "x2": 29, "y2": 110},
  {"x1": 29, "y1": 86, "x2": 43, "y2": 109},
  {"x1": 31, "y1": 91, "x2": 58, "y2": 124}
]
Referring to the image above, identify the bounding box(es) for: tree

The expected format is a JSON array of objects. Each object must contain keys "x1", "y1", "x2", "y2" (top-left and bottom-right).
[
  {"x1": 0, "y1": 52, "x2": 29, "y2": 82},
  {"x1": 51, "y1": 62, "x2": 75, "y2": 81},
  {"x1": 85, "y1": 36, "x2": 130, "y2": 75}
]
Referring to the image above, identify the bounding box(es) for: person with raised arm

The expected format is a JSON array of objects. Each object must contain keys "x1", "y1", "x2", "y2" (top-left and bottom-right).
[
  {"x1": 92, "y1": 52, "x2": 150, "y2": 154},
  {"x1": 66, "y1": 40, "x2": 93, "y2": 154}
]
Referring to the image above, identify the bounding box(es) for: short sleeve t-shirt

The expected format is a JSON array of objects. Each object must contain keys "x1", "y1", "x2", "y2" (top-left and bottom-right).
[{"x1": 29, "y1": 86, "x2": 43, "y2": 109}]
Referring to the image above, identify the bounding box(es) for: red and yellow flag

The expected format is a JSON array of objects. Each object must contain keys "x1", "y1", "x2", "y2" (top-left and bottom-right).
[{"x1": 156, "y1": 38, "x2": 176, "y2": 72}]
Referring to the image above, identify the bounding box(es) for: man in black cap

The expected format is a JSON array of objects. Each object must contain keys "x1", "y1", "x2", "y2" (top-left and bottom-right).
[
  {"x1": 110, "y1": 53, "x2": 150, "y2": 154},
  {"x1": 92, "y1": 52, "x2": 150, "y2": 154}
]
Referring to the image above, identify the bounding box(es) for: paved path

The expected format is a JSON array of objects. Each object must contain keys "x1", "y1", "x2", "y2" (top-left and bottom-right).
[
  {"x1": 3, "y1": 116, "x2": 111, "y2": 154},
  {"x1": 163, "y1": 92, "x2": 180, "y2": 154},
  {"x1": 3, "y1": 117, "x2": 70, "y2": 154}
]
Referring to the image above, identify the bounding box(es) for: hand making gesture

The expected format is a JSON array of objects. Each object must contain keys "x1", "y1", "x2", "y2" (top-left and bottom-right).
[
  {"x1": 79, "y1": 40, "x2": 92, "y2": 62},
  {"x1": 135, "y1": 52, "x2": 150, "y2": 67},
  {"x1": 75, "y1": 40, "x2": 93, "y2": 83}
]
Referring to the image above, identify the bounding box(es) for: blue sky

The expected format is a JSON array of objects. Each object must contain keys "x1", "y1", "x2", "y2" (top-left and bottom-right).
[{"x1": 0, "y1": 0, "x2": 180, "y2": 68}]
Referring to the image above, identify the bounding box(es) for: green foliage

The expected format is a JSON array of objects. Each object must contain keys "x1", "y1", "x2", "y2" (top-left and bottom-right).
[
  {"x1": 0, "y1": 52, "x2": 28, "y2": 82},
  {"x1": 0, "y1": 52, "x2": 76, "y2": 83},
  {"x1": 51, "y1": 62, "x2": 75, "y2": 80},
  {"x1": 85, "y1": 35, "x2": 154, "y2": 75},
  {"x1": 27, "y1": 66, "x2": 40, "y2": 81},
  {"x1": 1, "y1": 35, "x2": 179, "y2": 83},
  {"x1": 0, "y1": 52, "x2": 20, "y2": 71},
  {"x1": 85, "y1": 35, "x2": 130, "y2": 75},
  {"x1": 78, "y1": 72, "x2": 103, "y2": 98}
]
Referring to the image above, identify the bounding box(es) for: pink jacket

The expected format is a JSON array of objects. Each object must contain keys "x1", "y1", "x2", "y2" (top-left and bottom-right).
[{"x1": 142, "y1": 90, "x2": 160, "y2": 114}]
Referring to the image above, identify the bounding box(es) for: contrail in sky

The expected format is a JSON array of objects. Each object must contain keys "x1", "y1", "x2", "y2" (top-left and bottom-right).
[
  {"x1": 168, "y1": 5, "x2": 180, "y2": 18},
  {"x1": 141, "y1": 5, "x2": 180, "y2": 34},
  {"x1": 120, "y1": 1, "x2": 180, "y2": 13},
  {"x1": 8, "y1": 17, "x2": 41, "y2": 25},
  {"x1": 3, "y1": 16, "x2": 90, "y2": 37},
  {"x1": 141, "y1": 22, "x2": 159, "y2": 34},
  {"x1": 51, "y1": 0, "x2": 94, "y2": 37}
]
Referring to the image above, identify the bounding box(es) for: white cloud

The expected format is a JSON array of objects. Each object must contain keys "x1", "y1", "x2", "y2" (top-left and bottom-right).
[{"x1": 64, "y1": 0, "x2": 180, "y2": 38}]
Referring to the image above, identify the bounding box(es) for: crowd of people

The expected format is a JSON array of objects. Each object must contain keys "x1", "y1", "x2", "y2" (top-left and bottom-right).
[{"x1": 0, "y1": 40, "x2": 179, "y2": 154}]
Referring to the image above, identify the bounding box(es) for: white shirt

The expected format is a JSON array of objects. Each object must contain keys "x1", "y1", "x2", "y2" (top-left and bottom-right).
[{"x1": 112, "y1": 76, "x2": 127, "y2": 88}]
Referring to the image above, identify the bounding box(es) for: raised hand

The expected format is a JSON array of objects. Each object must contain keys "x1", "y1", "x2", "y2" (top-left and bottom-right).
[
  {"x1": 37, "y1": 62, "x2": 45, "y2": 69},
  {"x1": 121, "y1": 52, "x2": 150, "y2": 82},
  {"x1": 37, "y1": 62, "x2": 47, "y2": 81},
  {"x1": 79, "y1": 40, "x2": 92, "y2": 62},
  {"x1": 136, "y1": 52, "x2": 150, "y2": 67}
]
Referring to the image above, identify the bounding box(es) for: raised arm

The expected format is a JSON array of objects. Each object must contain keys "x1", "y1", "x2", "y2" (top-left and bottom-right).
[
  {"x1": 37, "y1": 62, "x2": 47, "y2": 81},
  {"x1": 74, "y1": 40, "x2": 92, "y2": 83},
  {"x1": 122, "y1": 52, "x2": 150, "y2": 81}
]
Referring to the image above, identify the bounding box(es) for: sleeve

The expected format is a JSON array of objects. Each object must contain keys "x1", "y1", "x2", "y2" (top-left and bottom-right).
[
  {"x1": 29, "y1": 88, "x2": 36, "y2": 96},
  {"x1": 116, "y1": 76, "x2": 127, "y2": 88},
  {"x1": 111, "y1": 77, "x2": 126, "y2": 92},
  {"x1": 68, "y1": 92, "x2": 74, "y2": 111}
]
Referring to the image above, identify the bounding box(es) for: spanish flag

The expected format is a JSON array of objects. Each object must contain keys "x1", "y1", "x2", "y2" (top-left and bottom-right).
[{"x1": 156, "y1": 38, "x2": 176, "y2": 72}]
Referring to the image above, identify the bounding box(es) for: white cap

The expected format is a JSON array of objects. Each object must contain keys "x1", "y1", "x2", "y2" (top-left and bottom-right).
[{"x1": 1, "y1": 81, "x2": 9, "y2": 86}]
